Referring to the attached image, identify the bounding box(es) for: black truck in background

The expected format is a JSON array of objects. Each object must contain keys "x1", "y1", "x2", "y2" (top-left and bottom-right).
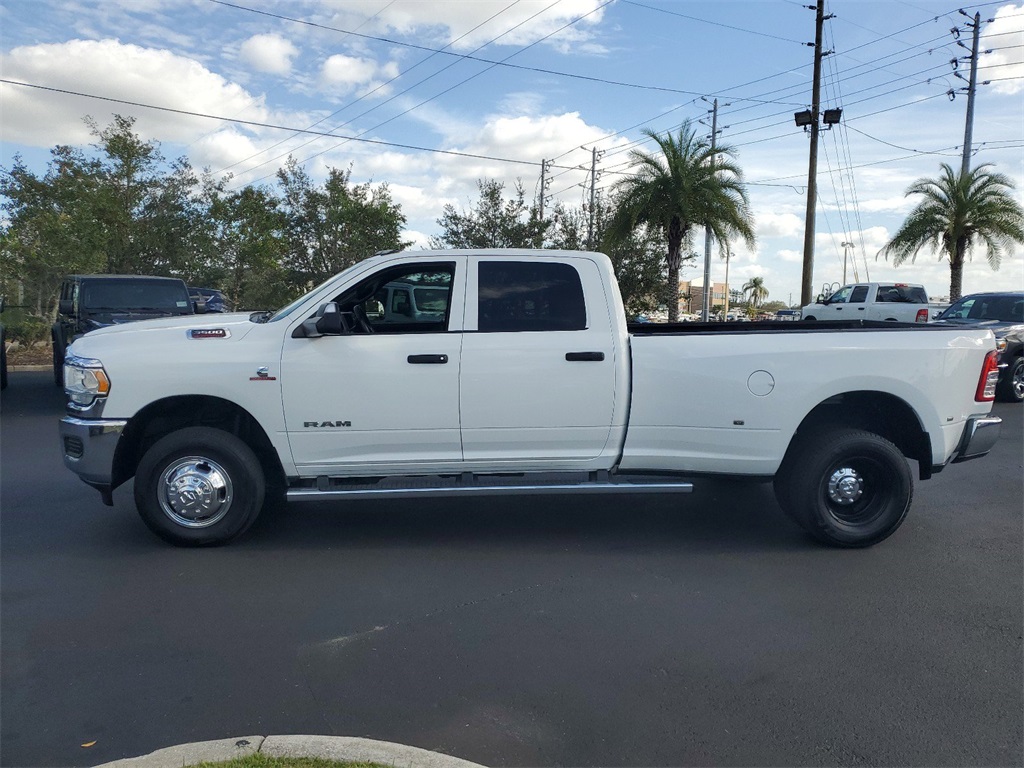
[{"x1": 52, "y1": 275, "x2": 200, "y2": 385}]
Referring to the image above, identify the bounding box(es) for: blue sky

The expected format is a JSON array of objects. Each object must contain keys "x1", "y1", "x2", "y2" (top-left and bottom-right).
[{"x1": 2, "y1": 0, "x2": 1022, "y2": 304}]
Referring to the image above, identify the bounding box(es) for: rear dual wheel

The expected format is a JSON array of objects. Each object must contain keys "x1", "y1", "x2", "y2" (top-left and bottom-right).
[{"x1": 774, "y1": 429, "x2": 913, "y2": 547}]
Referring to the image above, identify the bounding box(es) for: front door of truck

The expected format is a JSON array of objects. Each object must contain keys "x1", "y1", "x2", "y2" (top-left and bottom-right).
[{"x1": 281, "y1": 259, "x2": 466, "y2": 474}]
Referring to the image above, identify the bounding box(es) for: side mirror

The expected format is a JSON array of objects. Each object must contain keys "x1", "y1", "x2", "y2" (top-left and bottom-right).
[
  {"x1": 59, "y1": 298, "x2": 74, "y2": 315},
  {"x1": 299, "y1": 302, "x2": 349, "y2": 338},
  {"x1": 193, "y1": 299, "x2": 208, "y2": 314}
]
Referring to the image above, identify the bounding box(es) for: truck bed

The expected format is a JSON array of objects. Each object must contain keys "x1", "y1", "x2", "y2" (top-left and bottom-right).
[{"x1": 626, "y1": 319, "x2": 940, "y2": 335}]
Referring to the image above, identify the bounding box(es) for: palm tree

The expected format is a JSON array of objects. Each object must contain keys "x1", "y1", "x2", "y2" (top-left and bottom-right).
[
  {"x1": 742, "y1": 276, "x2": 768, "y2": 308},
  {"x1": 607, "y1": 122, "x2": 755, "y2": 322},
  {"x1": 880, "y1": 163, "x2": 1024, "y2": 300}
]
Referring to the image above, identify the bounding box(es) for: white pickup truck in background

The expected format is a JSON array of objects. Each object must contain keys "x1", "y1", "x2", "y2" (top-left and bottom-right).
[
  {"x1": 59, "y1": 250, "x2": 1002, "y2": 549},
  {"x1": 801, "y1": 282, "x2": 937, "y2": 323}
]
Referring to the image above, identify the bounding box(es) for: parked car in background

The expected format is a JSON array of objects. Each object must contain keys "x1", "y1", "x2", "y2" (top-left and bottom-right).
[
  {"x1": 934, "y1": 291, "x2": 1024, "y2": 403},
  {"x1": 189, "y1": 287, "x2": 232, "y2": 313},
  {"x1": 774, "y1": 309, "x2": 801, "y2": 321},
  {"x1": 802, "y1": 282, "x2": 934, "y2": 323},
  {"x1": 53, "y1": 275, "x2": 198, "y2": 385}
]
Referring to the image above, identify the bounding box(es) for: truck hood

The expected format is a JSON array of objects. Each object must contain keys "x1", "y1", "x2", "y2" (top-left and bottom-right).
[
  {"x1": 74, "y1": 312, "x2": 258, "y2": 342},
  {"x1": 79, "y1": 310, "x2": 191, "y2": 331},
  {"x1": 932, "y1": 318, "x2": 1024, "y2": 338}
]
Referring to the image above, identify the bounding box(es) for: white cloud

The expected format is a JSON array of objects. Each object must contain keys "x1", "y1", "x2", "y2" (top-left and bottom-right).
[
  {"x1": 756, "y1": 211, "x2": 803, "y2": 239},
  {"x1": 238, "y1": 33, "x2": 299, "y2": 75},
  {"x1": 986, "y1": 4, "x2": 1024, "y2": 95},
  {"x1": 319, "y1": 54, "x2": 400, "y2": 94},
  {"x1": 777, "y1": 249, "x2": 803, "y2": 263},
  {"x1": 0, "y1": 39, "x2": 266, "y2": 147},
  {"x1": 319, "y1": 0, "x2": 608, "y2": 52}
]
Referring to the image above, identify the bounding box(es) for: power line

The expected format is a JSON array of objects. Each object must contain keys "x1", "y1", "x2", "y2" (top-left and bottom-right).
[
  {"x1": 212, "y1": 0, "x2": 528, "y2": 176},
  {"x1": 226, "y1": 0, "x2": 573, "y2": 186},
  {"x1": 621, "y1": 0, "x2": 807, "y2": 44},
  {"x1": 0, "y1": 78, "x2": 564, "y2": 171}
]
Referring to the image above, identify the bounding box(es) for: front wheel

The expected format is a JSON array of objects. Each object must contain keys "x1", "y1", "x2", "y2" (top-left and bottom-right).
[
  {"x1": 134, "y1": 427, "x2": 265, "y2": 546},
  {"x1": 52, "y1": 337, "x2": 64, "y2": 386},
  {"x1": 774, "y1": 429, "x2": 913, "y2": 547},
  {"x1": 996, "y1": 356, "x2": 1023, "y2": 403}
]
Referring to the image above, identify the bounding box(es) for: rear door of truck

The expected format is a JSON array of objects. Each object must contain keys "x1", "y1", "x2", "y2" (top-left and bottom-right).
[{"x1": 459, "y1": 255, "x2": 619, "y2": 463}]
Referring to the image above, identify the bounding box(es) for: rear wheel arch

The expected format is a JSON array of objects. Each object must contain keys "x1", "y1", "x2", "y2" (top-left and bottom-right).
[{"x1": 781, "y1": 390, "x2": 931, "y2": 478}]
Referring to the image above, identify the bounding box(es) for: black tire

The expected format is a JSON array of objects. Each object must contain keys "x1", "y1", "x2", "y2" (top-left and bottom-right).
[
  {"x1": 995, "y1": 355, "x2": 1024, "y2": 403},
  {"x1": 134, "y1": 427, "x2": 266, "y2": 546},
  {"x1": 774, "y1": 428, "x2": 913, "y2": 548},
  {"x1": 803, "y1": 316, "x2": 816, "y2": 322},
  {"x1": 52, "y1": 337, "x2": 64, "y2": 387}
]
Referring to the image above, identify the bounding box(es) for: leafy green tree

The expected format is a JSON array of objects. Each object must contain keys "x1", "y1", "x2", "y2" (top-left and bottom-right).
[
  {"x1": 742, "y1": 276, "x2": 768, "y2": 308},
  {"x1": 880, "y1": 163, "x2": 1024, "y2": 300},
  {"x1": 430, "y1": 179, "x2": 549, "y2": 249},
  {"x1": 208, "y1": 186, "x2": 290, "y2": 310},
  {"x1": 1, "y1": 147, "x2": 108, "y2": 314},
  {"x1": 547, "y1": 199, "x2": 671, "y2": 317},
  {"x1": 607, "y1": 121, "x2": 755, "y2": 321},
  {"x1": 277, "y1": 158, "x2": 408, "y2": 290}
]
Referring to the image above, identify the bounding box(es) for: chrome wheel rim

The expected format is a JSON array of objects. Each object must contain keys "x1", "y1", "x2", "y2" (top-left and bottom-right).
[
  {"x1": 1013, "y1": 362, "x2": 1024, "y2": 400},
  {"x1": 827, "y1": 467, "x2": 864, "y2": 505},
  {"x1": 158, "y1": 456, "x2": 233, "y2": 528}
]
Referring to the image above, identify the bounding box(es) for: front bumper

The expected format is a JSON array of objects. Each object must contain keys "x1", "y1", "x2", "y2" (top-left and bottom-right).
[
  {"x1": 59, "y1": 417, "x2": 128, "y2": 504},
  {"x1": 950, "y1": 414, "x2": 1002, "y2": 464}
]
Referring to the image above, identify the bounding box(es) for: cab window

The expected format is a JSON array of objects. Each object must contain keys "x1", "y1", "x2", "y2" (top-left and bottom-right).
[
  {"x1": 330, "y1": 262, "x2": 454, "y2": 334},
  {"x1": 477, "y1": 261, "x2": 586, "y2": 332}
]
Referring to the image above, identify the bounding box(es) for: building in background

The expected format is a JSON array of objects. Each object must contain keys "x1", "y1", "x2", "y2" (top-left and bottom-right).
[{"x1": 679, "y1": 280, "x2": 729, "y2": 316}]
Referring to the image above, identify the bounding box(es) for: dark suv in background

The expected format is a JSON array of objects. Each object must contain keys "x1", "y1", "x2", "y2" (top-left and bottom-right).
[
  {"x1": 52, "y1": 275, "x2": 198, "y2": 385},
  {"x1": 188, "y1": 286, "x2": 232, "y2": 313},
  {"x1": 934, "y1": 291, "x2": 1024, "y2": 403}
]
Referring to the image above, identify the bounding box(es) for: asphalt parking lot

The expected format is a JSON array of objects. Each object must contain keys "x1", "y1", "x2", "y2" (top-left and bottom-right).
[{"x1": 1, "y1": 370, "x2": 1022, "y2": 767}]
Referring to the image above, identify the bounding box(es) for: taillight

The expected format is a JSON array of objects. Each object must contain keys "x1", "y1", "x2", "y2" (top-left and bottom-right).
[
  {"x1": 976, "y1": 350, "x2": 1000, "y2": 401},
  {"x1": 915, "y1": 308, "x2": 929, "y2": 323}
]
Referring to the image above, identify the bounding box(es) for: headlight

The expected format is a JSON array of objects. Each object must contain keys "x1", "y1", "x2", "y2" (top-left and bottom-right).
[
  {"x1": 64, "y1": 356, "x2": 111, "y2": 406},
  {"x1": 996, "y1": 338, "x2": 1007, "y2": 354}
]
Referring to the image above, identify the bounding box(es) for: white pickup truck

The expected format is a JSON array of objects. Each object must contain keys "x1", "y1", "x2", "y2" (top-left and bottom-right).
[
  {"x1": 801, "y1": 282, "x2": 935, "y2": 323},
  {"x1": 59, "y1": 249, "x2": 1002, "y2": 548}
]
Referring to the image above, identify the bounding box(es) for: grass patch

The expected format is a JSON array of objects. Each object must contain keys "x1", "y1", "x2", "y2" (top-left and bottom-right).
[{"x1": 190, "y1": 756, "x2": 392, "y2": 768}]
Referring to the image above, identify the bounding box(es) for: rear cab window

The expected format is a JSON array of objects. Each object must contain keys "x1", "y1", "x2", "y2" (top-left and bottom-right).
[{"x1": 475, "y1": 261, "x2": 587, "y2": 332}]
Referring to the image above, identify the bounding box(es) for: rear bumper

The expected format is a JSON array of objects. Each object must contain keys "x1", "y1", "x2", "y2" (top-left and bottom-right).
[
  {"x1": 950, "y1": 414, "x2": 1002, "y2": 464},
  {"x1": 59, "y1": 417, "x2": 127, "y2": 504}
]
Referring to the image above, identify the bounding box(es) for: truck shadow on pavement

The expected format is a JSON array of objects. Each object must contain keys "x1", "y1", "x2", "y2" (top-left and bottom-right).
[{"x1": 241, "y1": 479, "x2": 811, "y2": 554}]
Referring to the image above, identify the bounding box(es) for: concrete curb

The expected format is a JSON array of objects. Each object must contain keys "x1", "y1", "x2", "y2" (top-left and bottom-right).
[{"x1": 94, "y1": 735, "x2": 487, "y2": 768}]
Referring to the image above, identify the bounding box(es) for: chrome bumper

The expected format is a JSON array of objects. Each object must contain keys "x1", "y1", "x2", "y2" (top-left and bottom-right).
[
  {"x1": 59, "y1": 417, "x2": 127, "y2": 494},
  {"x1": 951, "y1": 414, "x2": 1002, "y2": 464}
]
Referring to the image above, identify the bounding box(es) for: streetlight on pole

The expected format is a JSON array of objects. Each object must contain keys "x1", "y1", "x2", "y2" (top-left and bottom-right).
[{"x1": 841, "y1": 241, "x2": 854, "y2": 284}]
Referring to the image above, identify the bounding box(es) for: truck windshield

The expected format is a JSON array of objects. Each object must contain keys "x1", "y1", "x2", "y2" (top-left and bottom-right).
[{"x1": 81, "y1": 282, "x2": 191, "y2": 312}]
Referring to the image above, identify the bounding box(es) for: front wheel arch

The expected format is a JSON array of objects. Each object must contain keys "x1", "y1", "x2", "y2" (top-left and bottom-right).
[{"x1": 112, "y1": 395, "x2": 285, "y2": 495}]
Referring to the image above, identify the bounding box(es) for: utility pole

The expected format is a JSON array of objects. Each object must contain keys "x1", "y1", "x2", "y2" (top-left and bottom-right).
[
  {"x1": 701, "y1": 98, "x2": 719, "y2": 322},
  {"x1": 799, "y1": 0, "x2": 830, "y2": 307},
  {"x1": 723, "y1": 243, "x2": 732, "y2": 318},
  {"x1": 587, "y1": 147, "x2": 599, "y2": 249},
  {"x1": 959, "y1": 11, "x2": 982, "y2": 176},
  {"x1": 538, "y1": 159, "x2": 549, "y2": 219}
]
